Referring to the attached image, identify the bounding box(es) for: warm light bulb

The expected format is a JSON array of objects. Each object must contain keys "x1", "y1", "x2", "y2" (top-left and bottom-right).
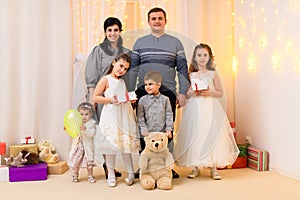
[
  {"x1": 258, "y1": 36, "x2": 267, "y2": 48},
  {"x1": 294, "y1": 51, "x2": 300, "y2": 70},
  {"x1": 247, "y1": 52, "x2": 256, "y2": 71},
  {"x1": 238, "y1": 37, "x2": 245, "y2": 48},
  {"x1": 285, "y1": 41, "x2": 292, "y2": 53},
  {"x1": 232, "y1": 56, "x2": 238, "y2": 72},
  {"x1": 276, "y1": 35, "x2": 281, "y2": 41},
  {"x1": 272, "y1": 49, "x2": 280, "y2": 70}
]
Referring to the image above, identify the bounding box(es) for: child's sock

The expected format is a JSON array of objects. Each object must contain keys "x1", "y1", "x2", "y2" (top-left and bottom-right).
[
  {"x1": 106, "y1": 154, "x2": 116, "y2": 180},
  {"x1": 122, "y1": 153, "x2": 134, "y2": 180}
]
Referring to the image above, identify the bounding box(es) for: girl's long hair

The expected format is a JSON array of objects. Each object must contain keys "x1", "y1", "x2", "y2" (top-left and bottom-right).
[
  {"x1": 106, "y1": 53, "x2": 131, "y2": 76},
  {"x1": 189, "y1": 43, "x2": 215, "y2": 73}
]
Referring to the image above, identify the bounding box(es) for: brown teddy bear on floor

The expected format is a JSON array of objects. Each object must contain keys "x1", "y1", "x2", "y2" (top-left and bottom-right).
[{"x1": 139, "y1": 132, "x2": 174, "y2": 190}]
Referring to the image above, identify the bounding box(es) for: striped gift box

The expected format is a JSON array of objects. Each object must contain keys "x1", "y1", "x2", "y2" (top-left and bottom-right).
[{"x1": 247, "y1": 147, "x2": 269, "y2": 171}]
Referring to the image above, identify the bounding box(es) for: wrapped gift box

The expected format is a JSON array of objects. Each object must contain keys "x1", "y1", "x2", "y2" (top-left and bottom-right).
[
  {"x1": 114, "y1": 91, "x2": 137, "y2": 103},
  {"x1": 247, "y1": 147, "x2": 269, "y2": 171},
  {"x1": 21, "y1": 136, "x2": 36, "y2": 144},
  {"x1": 48, "y1": 161, "x2": 69, "y2": 174},
  {"x1": 9, "y1": 144, "x2": 38, "y2": 157},
  {"x1": 191, "y1": 78, "x2": 208, "y2": 91},
  {"x1": 0, "y1": 166, "x2": 9, "y2": 182},
  {"x1": 9, "y1": 163, "x2": 47, "y2": 182}
]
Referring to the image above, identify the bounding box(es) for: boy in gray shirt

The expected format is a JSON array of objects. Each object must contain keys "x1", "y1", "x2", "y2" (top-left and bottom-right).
[{"x1": 137, "y1": 71, "x2": 173, "y2": 150}]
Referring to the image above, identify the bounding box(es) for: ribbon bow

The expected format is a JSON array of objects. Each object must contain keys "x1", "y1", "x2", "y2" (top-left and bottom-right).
[{"x1": 25, "y1": 136, "x2": 32, "y2": 144}]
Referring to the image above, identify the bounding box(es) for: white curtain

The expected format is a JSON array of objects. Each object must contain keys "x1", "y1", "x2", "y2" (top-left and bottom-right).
[
  {"x1": 0, "y1": 0, "x2": 233, "y2": 160},
  {"x1": 0, "y1": 0, "x2": 73, "y2": 160}
]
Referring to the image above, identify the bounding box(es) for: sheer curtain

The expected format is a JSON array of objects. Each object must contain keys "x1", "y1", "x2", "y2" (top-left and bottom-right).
[
  {"x1": 0, "y1": 0, "x2": 233, "y2": 160},
  {"x1": 0, "y1": 0, "x2": 73, "y2": 160}
]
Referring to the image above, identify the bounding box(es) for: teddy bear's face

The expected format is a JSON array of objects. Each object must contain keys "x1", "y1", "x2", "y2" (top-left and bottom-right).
[{"x1": 144, "y1": 132, "x2": 168, "y2": 153}]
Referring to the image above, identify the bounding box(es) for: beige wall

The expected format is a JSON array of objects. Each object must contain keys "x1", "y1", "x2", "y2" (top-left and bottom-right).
[{"x1": 234, "y1": 0, "x2": 300, "y2": 179}]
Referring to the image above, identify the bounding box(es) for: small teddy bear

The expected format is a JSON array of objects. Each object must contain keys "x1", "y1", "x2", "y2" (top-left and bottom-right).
[
  {"x1": 5, "y1": 151, "x2": 29, "y2": 167},
  {"x1": 139, "y1": 132, "x2": 174, "y2": 190},
  {"x1": 38, "y1": 141, "x2": 59, "y2": 164}
]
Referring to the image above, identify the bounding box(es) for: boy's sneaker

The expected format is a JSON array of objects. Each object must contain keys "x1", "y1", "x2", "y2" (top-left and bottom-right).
[{"x1": 187, "y1": 168, "x2": 200, "y2": 178}]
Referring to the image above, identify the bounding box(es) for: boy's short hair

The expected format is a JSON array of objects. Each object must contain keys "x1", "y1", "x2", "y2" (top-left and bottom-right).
[{"x1": 144, "y1": 71, "x2": 162, "y2": 83}]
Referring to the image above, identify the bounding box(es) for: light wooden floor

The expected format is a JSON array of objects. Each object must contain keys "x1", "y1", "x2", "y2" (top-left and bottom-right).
[{"x1": 1, "y1": 166, "x2": 300, "y2": 200}]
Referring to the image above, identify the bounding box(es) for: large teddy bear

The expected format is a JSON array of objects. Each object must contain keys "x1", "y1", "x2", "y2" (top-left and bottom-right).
[
  {"x1": 139, "y1": 132, "x2": 174, "y2": 190},
  {"x1": 38, "y1": 141, "x2": 59, "y2": 164}
]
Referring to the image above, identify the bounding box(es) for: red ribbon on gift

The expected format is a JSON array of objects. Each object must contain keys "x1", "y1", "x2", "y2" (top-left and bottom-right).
[
  {"x1": 25, "y1": 136, "x2": 32, "y2": 144},
  {"x1": 125, "y1": 92, "x2": 130, "y2": 101},
  {"x1": 194, "y1": 83, "x2": 198, "y2": 92}
]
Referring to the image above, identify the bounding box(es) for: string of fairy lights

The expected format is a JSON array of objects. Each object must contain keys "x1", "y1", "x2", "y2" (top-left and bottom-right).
[
  {"x1": 73, "y1": 0, "x2": 128, "y2": 54},
  {"x1": 73, "y1": 0, "x2": 300, "y2": 71},
  {"x1": 73, "y1": 0, "x2": 162, "y2": 55},
  {"x1": 233, "y1": 0, "x2": 300, "y2": 72}
]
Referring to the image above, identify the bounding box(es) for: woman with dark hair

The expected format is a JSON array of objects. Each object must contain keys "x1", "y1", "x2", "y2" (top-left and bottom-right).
[
  {"x1": 85, "y1": 17, "x2": 130, "y2": 178},
  {"x1": 85, "y1": 17, "x2": 130, "y2": 122}
]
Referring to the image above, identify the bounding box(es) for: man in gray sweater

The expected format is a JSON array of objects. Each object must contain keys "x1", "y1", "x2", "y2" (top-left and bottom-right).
[{"x1": 126, "y1": 7, "x2": 189, "y2": 178}]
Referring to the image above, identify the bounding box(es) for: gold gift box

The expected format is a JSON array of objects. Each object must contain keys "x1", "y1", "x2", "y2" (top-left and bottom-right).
[
  {"x1": 47, "y1": 161, "x2": 69, "y2": 174},
  {"x1": 9, "y1": 144, "x2": 38, "y2": 157}
]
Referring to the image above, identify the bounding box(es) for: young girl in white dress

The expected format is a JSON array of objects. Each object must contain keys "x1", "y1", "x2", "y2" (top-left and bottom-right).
[
  {"x1": 68, "y1": 102, "x2": 97, "y2": 183},
  {"x1": 173, "y1": 43, "x2": 239, "y2": 180},
  {"x1": 94, "y1": 53, "x2": 140, "y2": 187}
]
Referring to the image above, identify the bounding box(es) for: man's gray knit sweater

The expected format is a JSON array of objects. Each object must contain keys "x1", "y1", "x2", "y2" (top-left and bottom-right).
[{"x1": 126, "y1": 33, "x2": 189, "y2": 95}]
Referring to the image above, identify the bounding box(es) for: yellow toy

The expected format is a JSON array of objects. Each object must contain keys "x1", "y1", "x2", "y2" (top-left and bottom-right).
[{"x1": 38, "y1": 141, "x2": 59, "y2": 164}]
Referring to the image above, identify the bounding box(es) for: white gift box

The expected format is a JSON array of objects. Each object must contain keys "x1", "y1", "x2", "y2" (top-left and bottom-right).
[
  {"x1": 0, "y1": 166, "x2": 9, "y2": 182},
  {"x1": 21, "y1": 136, "x2": 36, "y2": 144},
  {"x1": 191, "y1": 78, "x2": 208, "y2": 92},
  {"x1": 114, "y1": 91, "x2": 137, "y2": 103}
]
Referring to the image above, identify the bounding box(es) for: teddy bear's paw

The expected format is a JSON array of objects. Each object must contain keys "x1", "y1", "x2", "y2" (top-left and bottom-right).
[
  {"x1": 157, "y1": 177, "x2": 172, "y2": 190},
  {"x1": 142, "y1": 182, "x2": 155, "y2": 190},
  {"x1": 140, "y1": 175, "x2": 155, "y2": 190},
  {"x1": 53, "y1": 154, "x2": 59, "y2": 162}
]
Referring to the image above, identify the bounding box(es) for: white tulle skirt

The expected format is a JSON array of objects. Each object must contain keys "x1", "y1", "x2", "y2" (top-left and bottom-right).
[
  {"x1": 173, "y1": 96, "x2": 239, "y2": 169},
  {"x1": 94, "y1": 102, "x2": 140, "y2": 171}
]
